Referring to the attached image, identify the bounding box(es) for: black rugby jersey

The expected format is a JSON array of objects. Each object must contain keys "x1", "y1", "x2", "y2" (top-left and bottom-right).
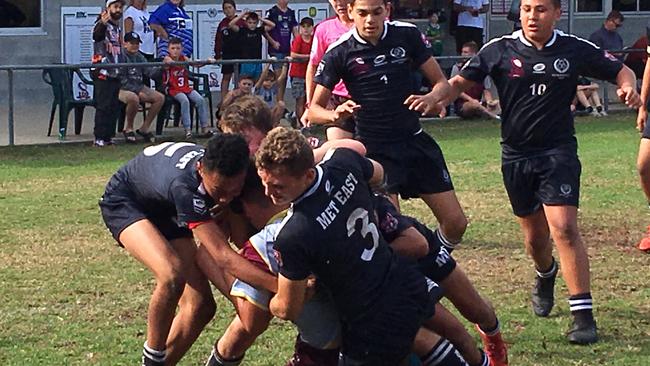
[
  {"x1": 114, "y1": 142, "x2": 215, "y2": 227},
  {"x1": 314, "y1": 21, "x2": 432, "y2": 142},
  {"x1": 274, "y1": 149, "x2": 413, "y2": 321},
  {"x1": 460, "y1": 29, "x2": 622, "y2": 158}
]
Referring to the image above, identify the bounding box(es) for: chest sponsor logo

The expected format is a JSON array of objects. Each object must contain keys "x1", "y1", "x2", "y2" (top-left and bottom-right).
[
  {"x1": 373, "y1": 54, "x2": 387, "y2": 66},
  {"x1": 533, "y1": 63, "x2": 546, "y2": 74},
  {"x1": 553, "y1": 58, "x2": 570, "y2": 74},
  {"x1": 508, "y1": 57, "x2": 525, "y2": 78}
]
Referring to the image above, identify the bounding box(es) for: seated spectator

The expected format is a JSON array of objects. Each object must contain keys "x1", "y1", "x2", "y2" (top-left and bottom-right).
[
  {"x1": 574, "y1": 77, "x2": 606, "y2": 117},
  {"x1": 220, "y1": 74, "x2": 255, "y2": 112},
  {"x1": 162, "y1": 38, "x2": 214, "y2": 139},
  {"x1": 119, "y1": 32, "x2": 164, "y2": 143},
  {"x1": 425, "y1": 11, "x2": 444, "y2": 56},
  {"x1": 289, "y1": 17, "x2": 314, "y2": 124},
  {"x1": 254, "y1": 62, "x2": 288, "y2": 125},
  {"x1": 228, "y1": 10, "x2": 275, "y2": 81},
  {"x1": 449, "y1": 41, "x2": 500, "y2": 120},
  {"x1": 624, "y1": 34, "x2": 648, "y2": 80},
  {"x1": 589, "y1": 10, "x2": 624, "y2": 60}
]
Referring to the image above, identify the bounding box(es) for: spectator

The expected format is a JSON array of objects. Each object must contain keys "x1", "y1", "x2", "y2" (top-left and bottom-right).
[
  {"x1": 574, "y1": 77, "x2": 606, "y2": 117},
  {"x1": 119, "y1": 32, "x2": 164, "y2": 143},
  {"x1": 425, "y1": 11, "x2": 444, "y2": 56},
  {"x1": 221, "y1": 74, "x2": 255, "y2": 110},
  {"x1": 228, "y1": 11, "x2": 275, "y2": 82},
  {"x1": 265, "y1": 0, "x2": 298, "y2": 99},
  {"x1": 91, "y1": 0, "x2": 125, "y2": 147},
  {"x1": 453, "y1": 0, "x2": 488, "y2": 54},
  {"x1": 149, "y1": 0, "x2": 193, "y2": 58},
  {"x1": 589, "y1": 10, "x2": 624, "y2": 60},
  {"x1": 624, "y1": 33, "x2": 648, "y2": 80},
  {"x1": 214, "y1": 0, "x2": 244, "y2": 108},
  {"x1": 162, "y1": 38, "x2": 213, "y2": 139},
  {"x1": 254, "y1": 62, "x2": 288, "y2": 125},
  {"x1": 124, "y1": 0, "x2": 155, "y2": 61},
  {"x1": 449, "y1": 41, "x2": 499, "y2": 119},
  {"x1": 289, "y1": 17, "x2": 314, "y2": 124}
]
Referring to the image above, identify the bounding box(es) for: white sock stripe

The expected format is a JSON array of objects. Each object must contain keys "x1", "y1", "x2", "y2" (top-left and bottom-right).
[
  {"x1": 482, "y1": 352, "x2": 490, "y2": 366},
  {"x1": 430, "y1": 342, "x2": 455, "y2": 365},
  {"x1": 569, "y1": 298, "x2": 593, "y2": 305},
  {"x1": 435, "y1": 228, "x2": 460, "y2": 248},
  {"x1": 536, "y1": 261, "x2": 557, "y2": 278},
  {"x1": 422, "y1": 340, "x2": 450, "y2": 364},
  {"x1": 143, "y1": 343, "x2": 166, "y2": 357},
  {"x1": 570, "y1": 304, "x2": 594, "y2": 311},
  {"x1": 143, "y1": 351, "x2": 165, "y2": 363}
]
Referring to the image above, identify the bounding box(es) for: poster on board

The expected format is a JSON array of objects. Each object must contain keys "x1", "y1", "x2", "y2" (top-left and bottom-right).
[{"x1": 61, "y1": 7, "x2": 100, "y2": 101}]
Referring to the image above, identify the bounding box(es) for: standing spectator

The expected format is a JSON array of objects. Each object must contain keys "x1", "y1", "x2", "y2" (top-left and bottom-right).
[
  {"x1": 589, "y1": 10, "x2": 624, "y2": 60},
  {"x1": 289, "y1": 17, "x2": 314, "y2": 123},
  {"x1": 163, "y1": 38, "x2": 213, "y2": 139},
  {"x1": 124, "y1": 0, "x2": 155, "y2": 61},
  {"x1": 453, "y1": 0, "x2": 488, "y2": 54},
  {"x1": 425, "y1": 11, "x2": 444, "y2": 56},
  {"x1": 214, "y1": 0, "x2": 244, "y2": 108},
  {"x1": 149, "y1": 0, "x2": 193, "y2": 58},
  {"x1": 265, "y1": 0, "x2": 298, "y2": 100},
  {"x1": 119, "y1": 32, "x2": 164, "y2": 143},
  {"x1": 91, "y1": 0, "x2": 125, "y2": 147},
  {"x1": 228, "y1": 11, "x2": 276, "y2": 82}
]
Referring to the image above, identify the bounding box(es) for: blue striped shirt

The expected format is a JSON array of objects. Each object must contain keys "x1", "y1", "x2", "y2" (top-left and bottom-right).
[{"x1": 149, "y1": 1, "x2": 193, "y2": 57}]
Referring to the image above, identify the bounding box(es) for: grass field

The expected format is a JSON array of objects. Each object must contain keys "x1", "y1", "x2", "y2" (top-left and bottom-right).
[{"x1": 1, "y1": 113, "x2": 649, "y2": 366}]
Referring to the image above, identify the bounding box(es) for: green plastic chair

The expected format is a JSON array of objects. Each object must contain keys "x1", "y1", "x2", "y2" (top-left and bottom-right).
[{"x1": 42, "y1": 67, "x2": 95, "y2": 137}]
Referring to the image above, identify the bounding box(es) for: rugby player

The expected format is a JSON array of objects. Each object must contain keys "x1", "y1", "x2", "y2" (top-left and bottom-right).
[
  {"x1": 444, "y1": 0, "x2": 641, "y2": 344},
  {"x1": 256, "y1": 127, "x2": 470, "y2": 366},
  {"x1": 635, "y1": 19, "x2": 650, "y2": 252},
  {"x1": 99, "y1": 135, "x2": 278, "y2": 365}
]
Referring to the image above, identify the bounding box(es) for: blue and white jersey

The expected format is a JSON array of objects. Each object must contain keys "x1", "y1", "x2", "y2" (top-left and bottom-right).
[{"x1": 149, "y1": 1, "x2": 193, "y2": 57}]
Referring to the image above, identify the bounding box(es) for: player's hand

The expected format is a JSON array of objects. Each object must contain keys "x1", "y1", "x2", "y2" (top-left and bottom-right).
[
  {"x1": 617, "y1": 86, "x2": 642, "y2": 109},
  {"x1": 100, "y1": 10, "x2": 110, "y2": 25},
  {"x1": 300, "y1": 109, "x2": 310, "y2": 127},
  {"x1": 404, "y1": 93, "x2": 445, "y2": 116},
  {"x1": 333, "y1": 100, "x2": 360, "y2": 122},
  {"x1": 637, "y1": 107, "x2": 648, "y2": 133}
]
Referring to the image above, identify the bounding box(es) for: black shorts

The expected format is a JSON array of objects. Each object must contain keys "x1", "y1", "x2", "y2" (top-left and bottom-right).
[
  {"x1": 413, "y1": 221, "x2": 457, "y2": 282},
  {"x1": 339, "y1": 263, "x2": 441, "y2": 366},
  {"x1": 99, "y1": 175, "x2": 192, "y2": 246},
  {"x1": 364, "y1": 131, "x2": 454, "y2": 199},
  {"x1": 502, "y1": 152, "x2": 581, "y2": 217},
  {"x1": 326, "y1": 94, "x2": 356, "y2": 134},
  {"x1": 221, "y1": 53, "x2": 239, "y2": 74}
]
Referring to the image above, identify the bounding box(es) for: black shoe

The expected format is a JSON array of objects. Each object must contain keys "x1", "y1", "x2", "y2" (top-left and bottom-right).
[
  {"x1": 531, "y1": 271, "x2": 556, "y2": 317},
  {"x1": 567, "y1": 318, "x2": 598, "y2": 344},
  {"x1": 136, "y1": 129, "x2": 156, "y2": 143}
]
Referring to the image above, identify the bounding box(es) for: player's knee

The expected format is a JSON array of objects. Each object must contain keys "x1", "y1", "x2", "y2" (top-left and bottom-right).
[
  {"x1": 442, "y1": 214, "x2": 467, "y2": 240},
  {"x1": 157, "y1": 270, "x2": 186, "y2": 299},
  {"x1": 552, "y1": 223, "x2": 580, "y2": 245},
  {"x1": 193, "y1": 295, "x2": 217, "y2": 325},
  {"x1": 637, "y1": 155, "x2": 650, "y2": 177}
]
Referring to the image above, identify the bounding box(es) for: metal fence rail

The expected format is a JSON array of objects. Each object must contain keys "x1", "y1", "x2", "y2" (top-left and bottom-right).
[{"x1": 1, "y1": 49, "x2": 646, "y2": 146}]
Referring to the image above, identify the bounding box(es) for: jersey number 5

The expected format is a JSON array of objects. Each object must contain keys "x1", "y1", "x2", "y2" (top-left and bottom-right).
[{"x1": 346, "y1": 208, "x2": 379, "y2": 261}]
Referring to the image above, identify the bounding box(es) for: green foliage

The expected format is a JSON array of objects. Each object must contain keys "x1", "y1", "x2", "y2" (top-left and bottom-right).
[{"x1": 1, "y1": 115, "x2": 649, "y2": 365}]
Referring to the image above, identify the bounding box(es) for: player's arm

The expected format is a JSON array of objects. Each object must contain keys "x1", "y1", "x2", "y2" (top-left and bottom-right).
[
  {"x1": 193, "y1": 221, "x2": 278, "y2": 293},
  {"x1": 404, "y1": 58, "x2": 452, "y2": 116},
  {"x1": 637, "y1": 54, "x2": 650, "y2": 131},
  {"x1": 308, "y1": 84, "x2": 359, "y2": 125},
  {"x1": 269, "y1": 274, "x2": 308, "y2": 321},
  {"x1": 615, "y1": 65, "x2": 642, "y2": 109}
]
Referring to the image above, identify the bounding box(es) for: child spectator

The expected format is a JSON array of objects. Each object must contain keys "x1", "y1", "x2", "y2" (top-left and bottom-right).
[
  {"x1": 162, "y1": 38, "x2": 214, "y2": 139},
  {"x1": 221, "y1": 74, "x2": 255, "y2": 111},
  {"x1": 254, "y1": 61, "x2": 287, "y2": 125},
  {"x1": 228, "y1": 11, "x2": 276, "y2": 81},
  {"x1": 289, "y1": 17, "x2": 314, "y2": 123},
  {"x1": 425, "y1": 11, "x2": 444, "y2": 56}
]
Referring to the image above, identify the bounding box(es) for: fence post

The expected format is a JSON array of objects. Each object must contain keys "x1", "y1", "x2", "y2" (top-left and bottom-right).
[{"x1": 7, "y1": 69, "x2": 15, "y2": 146}]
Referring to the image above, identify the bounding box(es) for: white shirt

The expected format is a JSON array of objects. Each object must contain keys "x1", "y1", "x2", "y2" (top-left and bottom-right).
[
  {"x1": 454, "y1": 0, "x2": 489, "y2": 29},
  {"x1": 124, "y1": 6, "x2": 156, "y2": 56}
]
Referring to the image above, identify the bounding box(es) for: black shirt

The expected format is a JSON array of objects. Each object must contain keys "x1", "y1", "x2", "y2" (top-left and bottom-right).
[
  {"x1": 114, "y1": 142, "x2": 215, "y2": 227},
  {"x1": 274, "y1": 149, "x2": 402, "y2": 321},
  {"x1": 239, "y1": 26, "x2": 265, "y2": 60},
  {"x1": 314, "y1": 21, "x2": 432, "y2": 143},
  {"x1": 460, "y1": 30, "x2": 623, "y2": 159}
]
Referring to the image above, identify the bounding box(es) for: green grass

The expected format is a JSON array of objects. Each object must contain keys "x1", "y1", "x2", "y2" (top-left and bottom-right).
[{"x1": 1, "y1": 114, "x2": 649, "y2": 365}]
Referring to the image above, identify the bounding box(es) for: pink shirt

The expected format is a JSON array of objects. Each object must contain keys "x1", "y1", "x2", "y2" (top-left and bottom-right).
[{"x1": 310, "y1": 17, "x2": 352, "y2": 97}]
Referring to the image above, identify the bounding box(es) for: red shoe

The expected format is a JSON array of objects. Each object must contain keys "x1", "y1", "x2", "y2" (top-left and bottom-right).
[
  {"x1": 639, "y1": 226, "x2": 650, "y2": 252},
  {"x1": 477, "y1": 325, "x2": 508, "y2": 366}
]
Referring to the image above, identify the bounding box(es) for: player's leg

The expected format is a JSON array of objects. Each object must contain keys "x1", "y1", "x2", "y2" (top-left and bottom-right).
[
  {"x1": 118, "y1": 219, "x2": 187, "y2": 366},
  {"x1": 420, "y1": 191, "x2": 468, "y2": 250},
  {"x1": 164, "y1": 237, "x2": 217, "y2": 365},
  {"x1": 138, "y1": 87, "x2": 165, "y2": 135},
  {"x1": 196, "y1": 244, "x2": 236, "y2": 301},
  {"x1": 543, "y1": 204, "x2": 597, "y2": 344},
  {"x1": 412, "y1": 327, "x2": 474, "y2": 366},
  {"x1": 118, "y1": 89, "x2": 140, "y2": 139},
  {"x1": 636, "y1": 137, "x2": 650, "y2": 251}
]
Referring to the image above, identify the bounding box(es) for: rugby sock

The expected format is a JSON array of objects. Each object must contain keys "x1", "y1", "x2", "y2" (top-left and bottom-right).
[
  {"x1": 535, "y1": 257, "x2": 558, "y2": 278},
  {"x1": 204, "y1": 348, "x2": 244, "y2": 366},
  {"x1": 420, "y1": 338, "x2": 469, "y2": 366},
  {"x1": 478, "y1": 318, "x2": 500, "y2": 336},
  {"x1": 569, "y1": 293, "x2": 594, "y2": 326},
  {"x1": 142, "y1": 342, "x2": 165, "y2": 366},
  {"x1": 433, "y1": 228, "x2": 460, "y2": 253}
]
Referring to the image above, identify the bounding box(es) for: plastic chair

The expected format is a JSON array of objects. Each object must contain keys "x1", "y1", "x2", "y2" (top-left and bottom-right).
[{"x1": 43, "y1": 67, "x2": 95, "y2": 137}]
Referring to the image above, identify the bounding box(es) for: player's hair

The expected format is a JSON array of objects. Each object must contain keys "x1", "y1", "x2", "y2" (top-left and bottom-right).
[
  {"x1": 239, "y1": 163, "x2": 273, "y2": 208},
  {"x1": 168, "y1": 37, "x2": 183, "y2": 46},
  {"x1": 239, "y1": 74, "x2": 254, "y2": 82},
  {"x1": 349, "y1": 0, "x2": 389, "y2": 5},
  {"x1": 219, "y1": 96, "x2": 274, "y2": 135},
  {"x1": 246, "y1": 12, "x2": 259, "y2": 21},
  {"x1": 222, "y1": 0, "x2": 236, "y2": 9},
  {"x1": 202, "y1": 133, "x2": 250, "y2": 176},
  {"x1": 255, "y1": 127, "x2": 314, "y2": 177},
  {"x1": 462, "y1": 41, "x2": 478, "y2": 53},
  {"x1": 606, "y1": 10, "x2": 623, "y2": 22}
]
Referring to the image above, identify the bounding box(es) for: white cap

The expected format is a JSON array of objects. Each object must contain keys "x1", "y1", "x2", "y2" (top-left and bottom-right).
[{"x1": 106, "y1": 0, "x2": 125, "y2": 7}]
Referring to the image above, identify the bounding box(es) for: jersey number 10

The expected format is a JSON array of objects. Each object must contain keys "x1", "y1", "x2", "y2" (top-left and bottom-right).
[{"x1": 529, "y1": 83, "x2": 547, "y2": 96}]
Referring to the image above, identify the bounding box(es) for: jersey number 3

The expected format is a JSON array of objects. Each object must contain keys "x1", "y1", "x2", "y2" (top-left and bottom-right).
[{"x1": 346, "y1": 208, "x2": 379, "y2": 261}]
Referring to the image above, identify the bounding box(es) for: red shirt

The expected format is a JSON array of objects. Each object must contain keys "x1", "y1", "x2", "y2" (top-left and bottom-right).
[
  {"x1": 289, "y1": 36, "x2": 313, "y2": 78},
  {"x1": 163, "y1": 55, "x2": 193, "y2": 96}
]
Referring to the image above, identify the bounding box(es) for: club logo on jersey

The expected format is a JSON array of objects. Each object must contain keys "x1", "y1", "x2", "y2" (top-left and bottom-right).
[
  {"x1": 373, "y1": 54, "x2": 387, "y2": 66},
  {"x1": 193, "y1": 197, "x2": 207, "y2": 214},
  {"x1": 354, "y1": 57, "x2": 365, "y2": 64},
  {"x1": 560, "y1": 184, "x2": 572, "y2": 197},
  {"x1": 533, "y1": 63, "x2": 546, "y2": 74},
  {"x1": 553, "y1": 58, "x2": 570, "y2": 74},
  {"x1": 508, "y1": 57, "x2": 524, "y2": 78},
  {"x1": 389, "y1": 47, "x2": 406, "y2": 59},
  {"x1": 379, "y1": 212, "x2": 399, "y2": 233}
]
